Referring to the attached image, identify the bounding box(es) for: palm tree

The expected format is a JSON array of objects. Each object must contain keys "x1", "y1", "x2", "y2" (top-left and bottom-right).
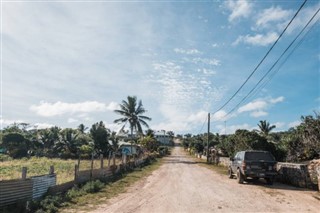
[
  {"x1": 77, "y1": 124, "x2": 88, "y2": 134},
  {"x1": 257, "y1": 120, "x2": 276, "y2": 137},
  {"x1": 114, "y1": 96, "x2": 151, "y2": 154}
]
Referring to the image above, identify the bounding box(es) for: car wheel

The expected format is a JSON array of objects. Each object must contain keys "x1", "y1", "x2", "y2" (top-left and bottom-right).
[
  {"x1": 265, "y1": 178, "x2": 274, "y2": 185},
  {"x1": 228, "y1": 167, "x2": 233, "y2": 179},
  {"x1": 253, "y1": 177, "x2": 259, "y2": 181},
  {"x1": 237, "y1": 168, "x2": 244, "y2": 184}
]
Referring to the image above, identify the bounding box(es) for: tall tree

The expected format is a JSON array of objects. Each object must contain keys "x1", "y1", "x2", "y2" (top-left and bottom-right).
[
  {"x1": 114, "y1": 96, "x2": 151, "y2": 138},
  {"x1": 55, "y1": 128, "x2": 80, "y2": 158},
  {"x1": 2, "y1": 132, "x2": 30, "y2": 158},
  {"x1": 90, "y1": 121, "x2": 111, "y2": 155},
  {"x1": 77, "y1": 124, "x2": 88, "y2": 134},
  {"x1": 257, "y1": 120, "x2": 276, "y2": 137}
]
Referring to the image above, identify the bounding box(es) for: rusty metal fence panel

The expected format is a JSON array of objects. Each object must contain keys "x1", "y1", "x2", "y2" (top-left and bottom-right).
[
  {"x1": 0, "y1": 179, "x2": 33, "y2": 207},
  {"x1": 31, "y1": 174, "x2": 57, "y2": 199}
]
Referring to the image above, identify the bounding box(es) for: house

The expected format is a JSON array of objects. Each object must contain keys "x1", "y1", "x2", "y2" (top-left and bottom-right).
[{"x1": 154, "y1": 131, "x2": 172, "y2": 145}]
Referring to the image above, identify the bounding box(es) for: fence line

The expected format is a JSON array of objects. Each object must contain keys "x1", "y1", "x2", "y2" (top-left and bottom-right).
[{"x1": 0, "y1": 154, "x2": 155, "y2": 207}]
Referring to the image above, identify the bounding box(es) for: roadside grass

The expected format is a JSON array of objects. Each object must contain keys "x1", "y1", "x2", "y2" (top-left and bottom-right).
[
  {"x1": 184, "y1": 150, "x2": 228, "y2": 176},
  {"x1": 60, "y1": 158, "x2": 164, "y2": 212},
  {"x1": 0, "y1": 157, "x2": 122, "y2": 184}
]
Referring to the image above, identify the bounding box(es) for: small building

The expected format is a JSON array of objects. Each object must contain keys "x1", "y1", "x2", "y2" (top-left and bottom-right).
[
  {"x1": 118, "y1": 141, "x2": 141, "y2": 156},
  {"x1": 155, "y1": 131, "x2": 172, "y2": 145}
]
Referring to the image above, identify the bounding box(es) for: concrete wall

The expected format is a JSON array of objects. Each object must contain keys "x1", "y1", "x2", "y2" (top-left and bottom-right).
[{"x1": 276, "y1": 162, "x2": 314, "y2": 189}]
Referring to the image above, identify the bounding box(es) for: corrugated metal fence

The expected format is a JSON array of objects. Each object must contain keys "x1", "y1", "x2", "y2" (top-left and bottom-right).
[
  {"x1": 0, "y1": 174, "x2": 56, "y2": 207},
  {"x1": 31, "y1": 174, "x2": 57, "y2": 199},
  {"x1": 0, "y1": 155, "x2": 151, "y2": 207},
  {"x1": 0, "y1": 179, "x2": 33, "y2": 207}
]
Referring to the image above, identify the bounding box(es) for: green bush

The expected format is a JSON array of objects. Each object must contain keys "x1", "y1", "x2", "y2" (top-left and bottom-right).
[
  {"x1": 0, "y1": 154, "x2": 13, "y2": 162},
  {"x1": 37, "y1": 195, "x2": 62, "y2": 213},
  {"x1": 157, "y1": 146, "x2": 169, "y2": 156},
  {"x1": 82, "y1": 180, "x2": 105, "y2": 193},
  {"x1": 65, "y1": 186, "x2": 85, "y2": 200}
]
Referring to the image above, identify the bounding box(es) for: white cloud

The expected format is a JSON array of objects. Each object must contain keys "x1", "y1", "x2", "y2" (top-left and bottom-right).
[
  {"x1": 238, "y1": 100, "x2": 267, "y2": 113},
  {"x1": 273, "y1": 122, "x2": 285, "y2": 129},
  {"x1": 233, "y1": 32, "x2": 278, "y2": 46},
  {"x1": 288, "y1": 120, "x2": 301, "y2": 128},
  {"x1": 0, "y1": 119, "x2": 25, "y2": 128},
  {"x1": 250, "y1": 111, "x2": 268, "y2": 118},
  {"x1": 270, "y1": 96, "x2": 284, "y2": 104},
  {"x1": 212, "y1": 110, "x2": 229, "y2": 121},
  {"x1": 32, "y1": 123, "x2": 55, "y2": 129},
  {"x1": 192, "y1": 57, "x2": 221, "y2": 66},
  {"x1": 187, "y1": 111, "x2": 208, "y2": 123},
  {"x1": 256, "y1": 6, "x2": 293, "y2": 30},
  {"x1": 30, "y1": 101, "x2": 118, "y2": 117},
  {"x1": 212, "y1": 43, "x2": 218, "y2": 48},
  {"x1": 226, "y1": 0, "x2": 253, "y2": 22},
  {"x1": 68, "y1": 118, "x2": 78, "y2": 123},
  {"x1": 216, "y1": 123, "x2": 254, "y2": 134},
  {"x1": 174, "y1": 48, "x2": 202, "y2": 55},
  {"x1": 238, "y1": 97, "x2": 284, "y2": 117}
]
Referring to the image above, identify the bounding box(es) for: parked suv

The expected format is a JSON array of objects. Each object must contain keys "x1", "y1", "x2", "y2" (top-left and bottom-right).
[{"x1": 228, "y1": 150, "x2": 277, "y2": 185}]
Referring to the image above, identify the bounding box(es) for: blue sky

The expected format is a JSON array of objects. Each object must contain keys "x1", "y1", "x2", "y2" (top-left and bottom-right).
[{"x1": 1, "y1": 0, "x2": 319, "y2": 135}]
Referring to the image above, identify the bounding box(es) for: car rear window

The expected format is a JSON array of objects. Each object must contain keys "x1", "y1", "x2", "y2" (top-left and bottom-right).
[{"x1": 244, "y1": 152, "x2": 275, "y2": 161}]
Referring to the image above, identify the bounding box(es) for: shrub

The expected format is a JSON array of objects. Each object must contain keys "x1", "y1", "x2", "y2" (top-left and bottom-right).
[
  {"x1": 65, "y1": 186, "x2": 85, "y2": 200},
  {"x1": 82, "y1": 180, "x2": 105, "y2": 193},
  {"x1": 157, "y1": 146, "x2": 169, "y2": 156},
  {"x1": 0, "y1": 154, "x2": 13, "y2": 162},
  {"x1": 37, "y1": 195, "x2": 62, "y2": 213}
]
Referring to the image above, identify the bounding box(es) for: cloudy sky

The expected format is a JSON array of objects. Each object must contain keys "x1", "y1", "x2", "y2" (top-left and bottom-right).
[{"x1": 1, "y1": 0, "x2": 319, "y2": 135}]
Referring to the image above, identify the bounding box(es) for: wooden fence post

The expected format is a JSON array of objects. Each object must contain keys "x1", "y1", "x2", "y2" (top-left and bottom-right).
[
  {"x1": 100, "y1": 154, "x2": 104, "y2": 169},
  {"x1": 49, "y1": 166, "x2": 54, "y2": 175},
  {"x1": 108, "y1": 151, "x2": 111, "y2": 168},
  {"x1": 22, "y1": 167, "x2": 27, "y2": 180},
  {"x1": 121, "y1": 154, "x2": 124, "y2": 164},
  {"x1": 75, "y1": 164, "x2": 79, "y2": 182},
  {"x1": 113, "y1": 152, "x2": 115, "y2": 166},
  {"x1": 90, "y1": 153, "x2": 94, "y2": 180}
]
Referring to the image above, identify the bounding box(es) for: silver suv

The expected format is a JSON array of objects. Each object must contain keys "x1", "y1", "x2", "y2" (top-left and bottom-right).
[{"x1": 228, "y1": 150, "x2": 277, "y2": 185}]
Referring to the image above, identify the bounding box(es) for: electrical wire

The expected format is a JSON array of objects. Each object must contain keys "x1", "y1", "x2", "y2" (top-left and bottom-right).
[
  {"x1": 222, "y1": 7, "x2": 320, "y2": 118},
  {"x1": 197, "y1": 115, "x2": 208, "y2": 135},
  {"x1": 212, "y1": 0, "x2": 308, "y2": 115}
]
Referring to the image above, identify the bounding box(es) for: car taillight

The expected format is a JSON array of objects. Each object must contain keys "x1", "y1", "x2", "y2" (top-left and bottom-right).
[{"x1": 242, "y1": 162, "x2": 246, "y2": 170}]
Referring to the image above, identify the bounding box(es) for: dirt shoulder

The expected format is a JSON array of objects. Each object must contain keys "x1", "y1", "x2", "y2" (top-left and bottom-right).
[{"x1": 89, "y1": 146, "x2": 319, "y2": 213}]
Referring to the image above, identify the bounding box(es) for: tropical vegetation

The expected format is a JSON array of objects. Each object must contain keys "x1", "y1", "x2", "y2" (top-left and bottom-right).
[{"x1": 182, "y1": 113, "x2": 320, "y2": 162}]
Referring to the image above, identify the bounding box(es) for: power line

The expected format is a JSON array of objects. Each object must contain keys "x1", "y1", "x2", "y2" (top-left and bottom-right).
[
  {"x1": 249, "y1": 16, "x2": 319, "y2": 102},
  {"x1": 197, "y1": 115, "x2": 208, "y2": 135},
  {"x1": 212, "y1": 0, "x2": 308, "y2": 115},
  {"x1": 223, "y1": 7, "x2": 320, "y2": 118}
]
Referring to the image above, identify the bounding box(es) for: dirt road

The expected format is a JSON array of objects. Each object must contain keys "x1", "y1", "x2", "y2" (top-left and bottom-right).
[{"x1": 91, "y1": 146, "x2": 319, "y2": 213}]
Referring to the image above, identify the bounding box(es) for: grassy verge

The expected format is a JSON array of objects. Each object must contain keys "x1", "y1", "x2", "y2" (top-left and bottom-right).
[
  {"x1": 0, "y1": 157, "x2": 164, "y2": 213},
  {"x1": 185, "y1": 150, "x2": 228, "y2": 176},
  {"x1": 60, "y1": 158, "x2": 163, "y2": 212}
]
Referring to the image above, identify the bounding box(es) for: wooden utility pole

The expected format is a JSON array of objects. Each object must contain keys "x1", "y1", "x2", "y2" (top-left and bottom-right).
[{"x1": 207, "y1": 113, "x2": 210, "y2": 163}]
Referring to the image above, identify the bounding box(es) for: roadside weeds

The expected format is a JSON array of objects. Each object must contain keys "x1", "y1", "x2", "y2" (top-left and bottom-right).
[{"x1": 60, "y1": 158, "x2": 164, "y2": 213}]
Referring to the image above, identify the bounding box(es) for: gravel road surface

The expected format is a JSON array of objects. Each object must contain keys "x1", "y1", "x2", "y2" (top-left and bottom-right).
[{"x1": 90, "y1": 145, "x2": 319, "y2": 213}]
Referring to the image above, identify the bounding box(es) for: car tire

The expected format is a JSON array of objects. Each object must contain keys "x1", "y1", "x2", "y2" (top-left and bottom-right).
[
  {"x1": 237, "y1": 168, "x2": 244, "y2": 184},
  {"x1": 228, "y1": 167, "x2": 233, "y2": 179},
  {"x1": 253, "y1": 177, "x2": 259, "y2": 181},
  {"x1": 265, "y1": 178, "x2": 274, "y2": 185}
]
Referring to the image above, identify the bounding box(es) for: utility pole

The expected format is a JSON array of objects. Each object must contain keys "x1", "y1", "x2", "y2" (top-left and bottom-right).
[{"x1": 207, "y1": 113, "x2": 210, "y2": 163}]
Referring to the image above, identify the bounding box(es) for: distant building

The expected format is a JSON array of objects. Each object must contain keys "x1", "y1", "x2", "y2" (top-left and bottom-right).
[
  {"x1": 155, "y1": 131, "x2": 172, "y2": 145},
  {"x1": 118, "y1": 141, "x2": 141, "y2": 156}
]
